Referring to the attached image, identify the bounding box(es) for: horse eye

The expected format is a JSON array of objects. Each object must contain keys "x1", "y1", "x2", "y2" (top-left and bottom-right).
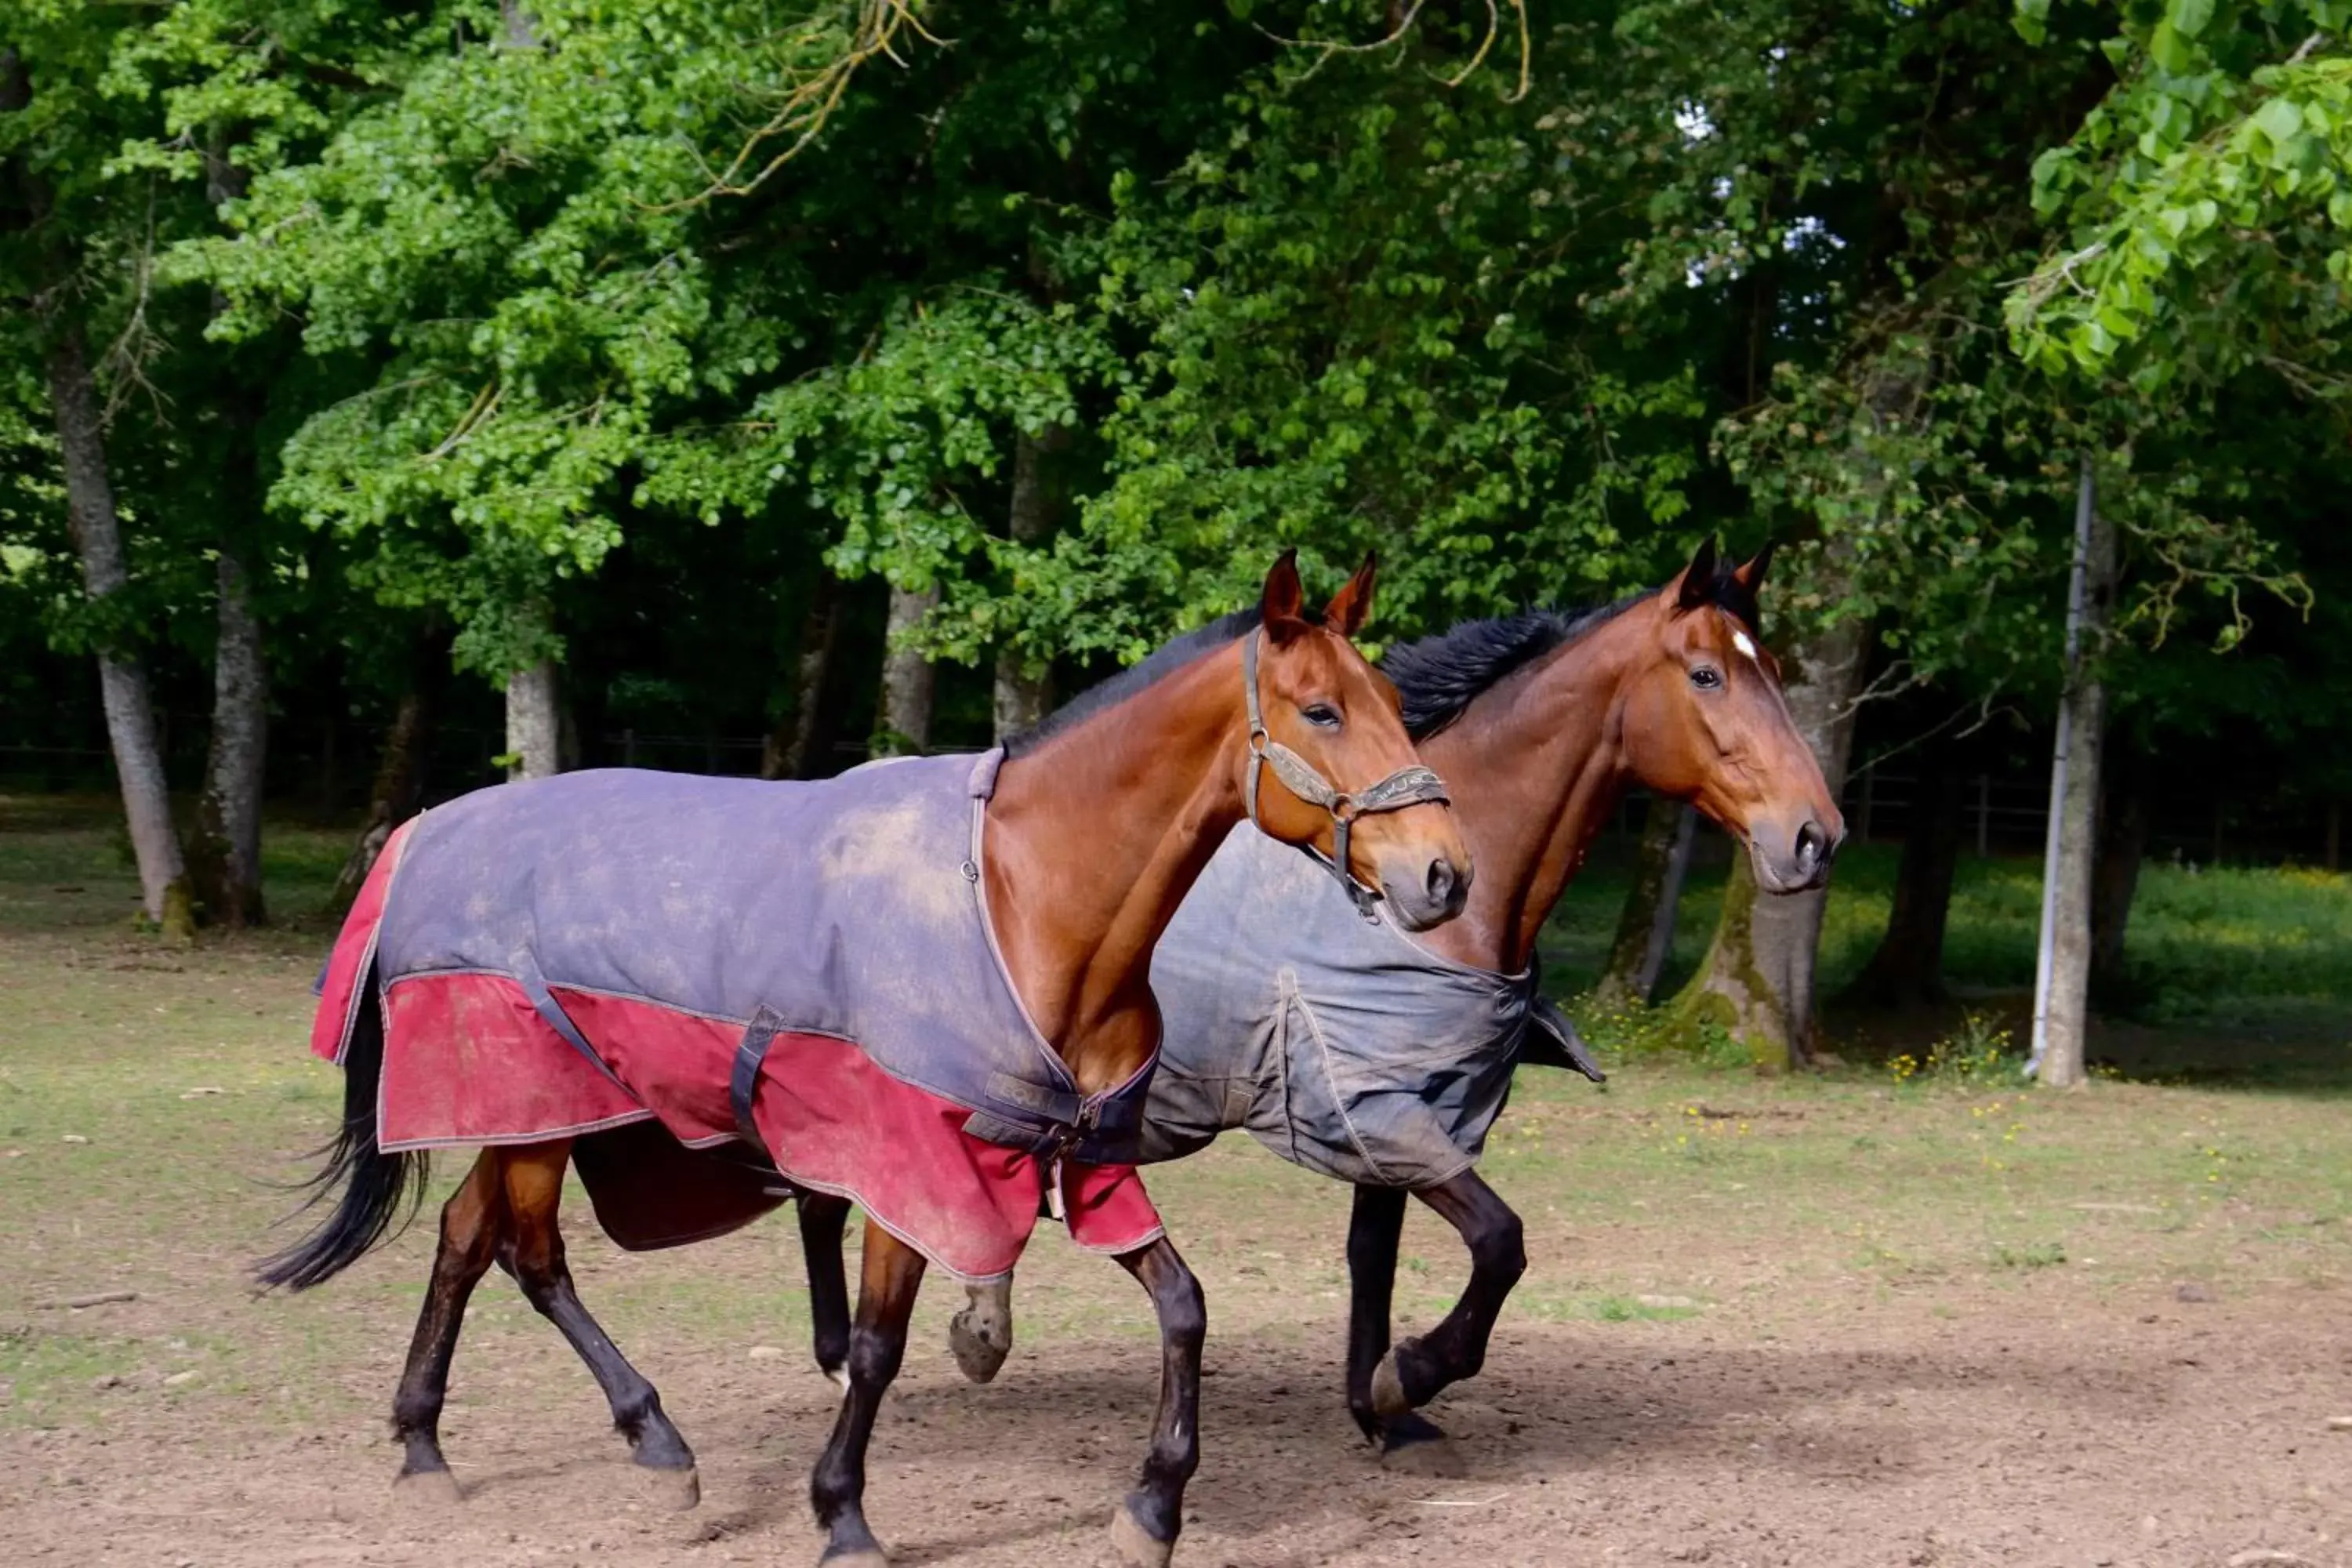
[
  {"x1": 1301, "y1": 703, "x2": 1343, "y2": 728},
  {"x1": 1690, "y1": 666, "x2": 1723, "y2": 691}
]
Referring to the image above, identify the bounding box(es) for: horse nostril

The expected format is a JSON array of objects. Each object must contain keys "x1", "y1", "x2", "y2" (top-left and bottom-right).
[
  {"x1": 1794, "y1": 822, "x2": 1827, "y2": 874},
  {"x1": 1425, "y1": 858, "x2": 1458, "y2": 909}
]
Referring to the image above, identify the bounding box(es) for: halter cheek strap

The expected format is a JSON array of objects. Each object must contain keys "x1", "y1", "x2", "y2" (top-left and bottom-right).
[{"x1": 1243, "y1": 628, "x2": 1451, "y2": 922}]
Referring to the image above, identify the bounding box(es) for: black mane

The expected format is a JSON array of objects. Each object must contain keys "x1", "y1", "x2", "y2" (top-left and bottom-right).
[
  {"x1": 1003, "y1": 605, "x2": 1268, "y2": 758},
  {"x1": 1385, "y1": 561, "x2": 1762, "y2": 740}
]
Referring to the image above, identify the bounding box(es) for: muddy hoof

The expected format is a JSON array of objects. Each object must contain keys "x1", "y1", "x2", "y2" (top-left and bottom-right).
[
  {"x1": 1370, "y1": 1348, "x2": 1413, "y2": 1418},
  {"x1": 633, "y1": 1462, "x2": 701, "y2": 1511},
  {"x1": 1108, "y1": 1504, "x2": 1174, "y2": 1568},
  {"x1": 947, "y1": 1311, "x2": 1009, "y2": 1385},
  {"x1": 391, "y1": 1466, "x2": 463, "y2": 1507}
]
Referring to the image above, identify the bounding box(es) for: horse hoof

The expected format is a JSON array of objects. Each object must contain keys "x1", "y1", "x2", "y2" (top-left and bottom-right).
[
  {"x1": 948, "y1": 1312, "x2": 1009, "y2": 1385},
  {"x1": 1108, "y1": 1504, "x2": 1174, "y2": 1568},
  {"x1": 816, "y1": 1544, "x2": 889, "y2": 1568},
  {"x1": 390, "y1": 1466, "x2": 463, "y2": 1507},
  {"x1": 1370, "y1": 1349, "x2": 1412, "y2": 1418},
  {"x1": 825, "y1": 1364, "x2": 851, "y2": 1396},
  {"x1": 633, "y1": 1462, "x2": 701, "y2": 1511}
]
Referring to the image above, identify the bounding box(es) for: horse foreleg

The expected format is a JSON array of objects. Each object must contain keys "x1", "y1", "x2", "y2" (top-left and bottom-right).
[
  {"x1": 390, "y1": 1149, "x2": 501, "y2": 1501},
  {"x1": 1370, "y1": 1170, "x2": 1525, "y2": 1427},
  {"x1": 797, "y1": 1192, "x2": 854, "y2": 1388},
  {"x1": 495, "y1": 1140, "x2": 700, "y2": 1508},
  {"x1": 1109, "y1": 1236, "x2": 1204, "y2": 1568},
  {"x1": 947, "y1": 1275, "x2": 1013, "y2": 1385},
  {"x1": 1341, "y1": 1183, "x2": 1428, "y2": 1446},
  {"x1": 809, "y1": 1222, "x2": 925, "y2": 1567}
]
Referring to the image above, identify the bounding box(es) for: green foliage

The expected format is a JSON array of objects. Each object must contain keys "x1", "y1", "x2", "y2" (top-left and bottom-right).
[{"x1": 2009, "y1": 2, "x2": 2352, "y2": 394}]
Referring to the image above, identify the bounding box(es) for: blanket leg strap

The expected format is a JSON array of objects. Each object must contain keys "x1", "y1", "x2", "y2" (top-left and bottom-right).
[{"x1": 730, "y1": 1005, "x2": 787, "y2": 1150}]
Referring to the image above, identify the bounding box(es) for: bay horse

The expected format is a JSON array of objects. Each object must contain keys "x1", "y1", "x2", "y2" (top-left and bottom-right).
[
  {"x1": 260, "y1": 550, "x2": 1468, "y2": 1568},
  {"x1": 796, "y1": 538, "x2": 1843, "y2": 1451}
]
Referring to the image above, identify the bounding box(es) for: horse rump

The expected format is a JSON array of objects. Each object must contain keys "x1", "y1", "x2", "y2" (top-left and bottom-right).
[{"x1": 256, "y1": 974, "x2": 432, "y2": 1290}]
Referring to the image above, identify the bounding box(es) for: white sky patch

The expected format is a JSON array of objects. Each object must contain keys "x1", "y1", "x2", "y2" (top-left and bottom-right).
[
  {"x1": 1732, "y1": 630, "x2": 1759, "y2": 662},
  {"x1": 1783, "y1": 214, "x2": 1847, "y2": 254}
]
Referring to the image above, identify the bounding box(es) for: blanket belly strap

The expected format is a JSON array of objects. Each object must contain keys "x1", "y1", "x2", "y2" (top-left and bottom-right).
[
  {"x1": 513, "y1": 950, "x2": 628, "y2": 1092},
  {"x1": 730, "y1": 1005, "x2": 788, "y2": 1148}
]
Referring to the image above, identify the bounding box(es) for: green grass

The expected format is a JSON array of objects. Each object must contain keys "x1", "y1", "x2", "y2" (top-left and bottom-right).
[{"x1": 1540, "y1": 834, "x2": 2352, "y2": 1069}]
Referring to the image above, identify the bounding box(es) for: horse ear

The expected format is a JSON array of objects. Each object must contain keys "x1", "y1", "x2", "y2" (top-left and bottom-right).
[
  {"x1": 1733, "y1": 540, "x2": 1775, "y2": 593},
  {"x1": 1674, "y1": 535, "x2": 1721, "y2": 612},
  {"x1": 1261, "y1": 549, "x2": 1308, "y2": 643},
  {"x1": 1322, "y1": 552, "x2": 1378, "y2": 639}
]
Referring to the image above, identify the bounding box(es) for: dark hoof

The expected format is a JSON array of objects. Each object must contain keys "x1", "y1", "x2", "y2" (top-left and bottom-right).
[
  {"x1": 391, "y1": 1465, "x2": 463, "y2": 1507},
  {"x1": 948, "y1": 1307, "x2": 1009, "y2": 1385},
  {"x1": 631, "y1": 1461, "x2": 700, "y2": 1511},
  {"x1": 817, "y1": 1539, "x2": 889, "y2": 1568},
  {"x1": 1109, "y1": 1503, "x2": 1174, "y2": 1568}
]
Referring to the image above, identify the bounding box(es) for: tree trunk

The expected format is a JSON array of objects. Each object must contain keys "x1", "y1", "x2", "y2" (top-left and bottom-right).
[
  {"x1": 764, "y1": 575, "x2": 843, "y2": 780},
  {"x1": 993, "y1": 426, "x2": 1069, "y2": 742},
  {"x1": 187, "y1": 546, "x2": 269, "y2": 927},
  {"x1": 1843, "y1": 731, "x2": 1964, "y2": 1008},
  {"x1": 2089, "y1": 737, "x2": 2147, "y2": 1007},
  {"x1": 326, "y1": 689, "x2": 432, "y2": 919},
  {"x1": 506, "y1": 656, "x2": 561, "y2": 781},
  {"x1": 1595, "y1": 797, "x2": 1696, "y2": 1007},
  {"x1": 2035, "y1": 476, "x2": 2118, "y2": 1089},
  {"x1": 46, "y1": 326, "x2": 194, "y2": 941},
  {"x1": 872, "y1": 583, "x2": 938, "y2": 757},
  {"x1": 1671, "y1": 613, "x2": 1868, "y2": 1069}
]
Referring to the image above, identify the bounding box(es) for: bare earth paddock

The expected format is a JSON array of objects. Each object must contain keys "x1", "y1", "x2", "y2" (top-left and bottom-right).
[{"x1": 4, "y1": 811, "x2": 2350, "y2": 1567}]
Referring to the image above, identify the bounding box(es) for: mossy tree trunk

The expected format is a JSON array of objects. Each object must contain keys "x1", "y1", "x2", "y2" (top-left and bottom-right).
[
  {"x1": 1594, "y1": 796, "x2": 1696, "y2": 1008},
  {"x1": 992, "y1": 426, "x2": 1069, "y2": 743},
  {"x1": 873, "y1": 583, "x2": 938, "y2": 757},
  {"x1": 764, "y1": 574, "x2": 843, "y2": 780}
]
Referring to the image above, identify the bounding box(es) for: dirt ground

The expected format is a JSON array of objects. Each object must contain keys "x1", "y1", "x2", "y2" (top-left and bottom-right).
[
  {"x1": 5, "y1": 833, "x2": 2352, "y2": 1566},
  {"x1": 6, "y1": 1221, "x2": 2350, "y2": 1568}
]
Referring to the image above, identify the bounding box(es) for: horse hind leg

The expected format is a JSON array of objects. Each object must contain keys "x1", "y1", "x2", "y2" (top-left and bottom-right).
[
  {"x1": 390, "y1": 1149, "x2": 502, "y2": 1502},
  {"x1": 810, "y1": 1222, "x2": 926, "y2": 1568},
  {"x1": 495, "y1": 1140, "x2": 702, "y2": 1509},
  {"x1": 947, "y1": 1276, "x2": 1012, "y2": 1385},
  {"x1": 797, "y1": 1191, "x2": 854, "y2": 1390}
]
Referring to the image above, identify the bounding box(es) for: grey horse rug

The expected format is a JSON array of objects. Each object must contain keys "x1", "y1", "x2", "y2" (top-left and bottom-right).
[
  {"x1": 1139, "y1": 825, "x2": 1601, "y2": 1189},
  {"x1": 312, "y1": 751, "x2": 1162, "y2": 1282}
]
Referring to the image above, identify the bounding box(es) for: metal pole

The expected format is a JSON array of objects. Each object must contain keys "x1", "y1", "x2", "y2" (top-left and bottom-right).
[{"x1": 2028, "y1": 455, "x2": 2097, "y2": 1077}]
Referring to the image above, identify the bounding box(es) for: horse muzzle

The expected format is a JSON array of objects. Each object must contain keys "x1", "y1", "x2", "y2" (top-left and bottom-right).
[
  {"x1": 1380, "y1": 851, "x2": 1472, "y2": 931},
  {"x1": 1749, "y1": 814, "x2": 1842, "y2": 895}
]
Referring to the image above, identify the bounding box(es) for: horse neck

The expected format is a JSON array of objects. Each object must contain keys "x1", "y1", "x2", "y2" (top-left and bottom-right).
[
  {"x1": 1411, "y1": 618, "x2": 1643, "y2": 976},
  {"x1": 982, "y1": 644, "x2": 1247, "y2": 1095}
]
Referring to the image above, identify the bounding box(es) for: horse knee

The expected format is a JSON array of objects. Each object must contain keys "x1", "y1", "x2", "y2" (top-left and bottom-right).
[
  {"x1": 844, "y1": 1323, "x2": 905, "y2": 1392},
  {"x1": 1469, "y1": 1210, "x2": 1525, "y2": 1283}
]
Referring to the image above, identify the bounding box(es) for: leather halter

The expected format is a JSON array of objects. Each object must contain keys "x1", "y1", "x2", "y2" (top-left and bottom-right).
[{"x1": 1243, "y1": 627, "x2": 1451, "y2": 921}]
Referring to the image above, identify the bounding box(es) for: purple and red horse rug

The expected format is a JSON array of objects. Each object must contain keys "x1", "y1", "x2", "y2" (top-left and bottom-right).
[
  {"x1": 1139, "y1": 823, "x2": 1601, "y2": 1190},
  {"x1": 314, "y1": 750, "x2": 1160, "y2": 1283}
]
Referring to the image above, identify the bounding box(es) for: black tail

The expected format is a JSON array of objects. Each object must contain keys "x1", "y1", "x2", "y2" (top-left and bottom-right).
[{"x1": 256, "y1": 982, "x2": 431, "y2": 1291}]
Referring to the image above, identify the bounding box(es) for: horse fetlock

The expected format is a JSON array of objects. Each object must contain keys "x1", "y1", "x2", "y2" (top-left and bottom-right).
[{"x1": 1109, "y1": 1499, "x2": 1177, "y2": 1568}]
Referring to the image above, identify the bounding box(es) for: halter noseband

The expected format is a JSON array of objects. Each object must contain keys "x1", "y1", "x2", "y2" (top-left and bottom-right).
[{"x1": 1243, "y1": 627, "x2": 1451, "y2": 922}]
